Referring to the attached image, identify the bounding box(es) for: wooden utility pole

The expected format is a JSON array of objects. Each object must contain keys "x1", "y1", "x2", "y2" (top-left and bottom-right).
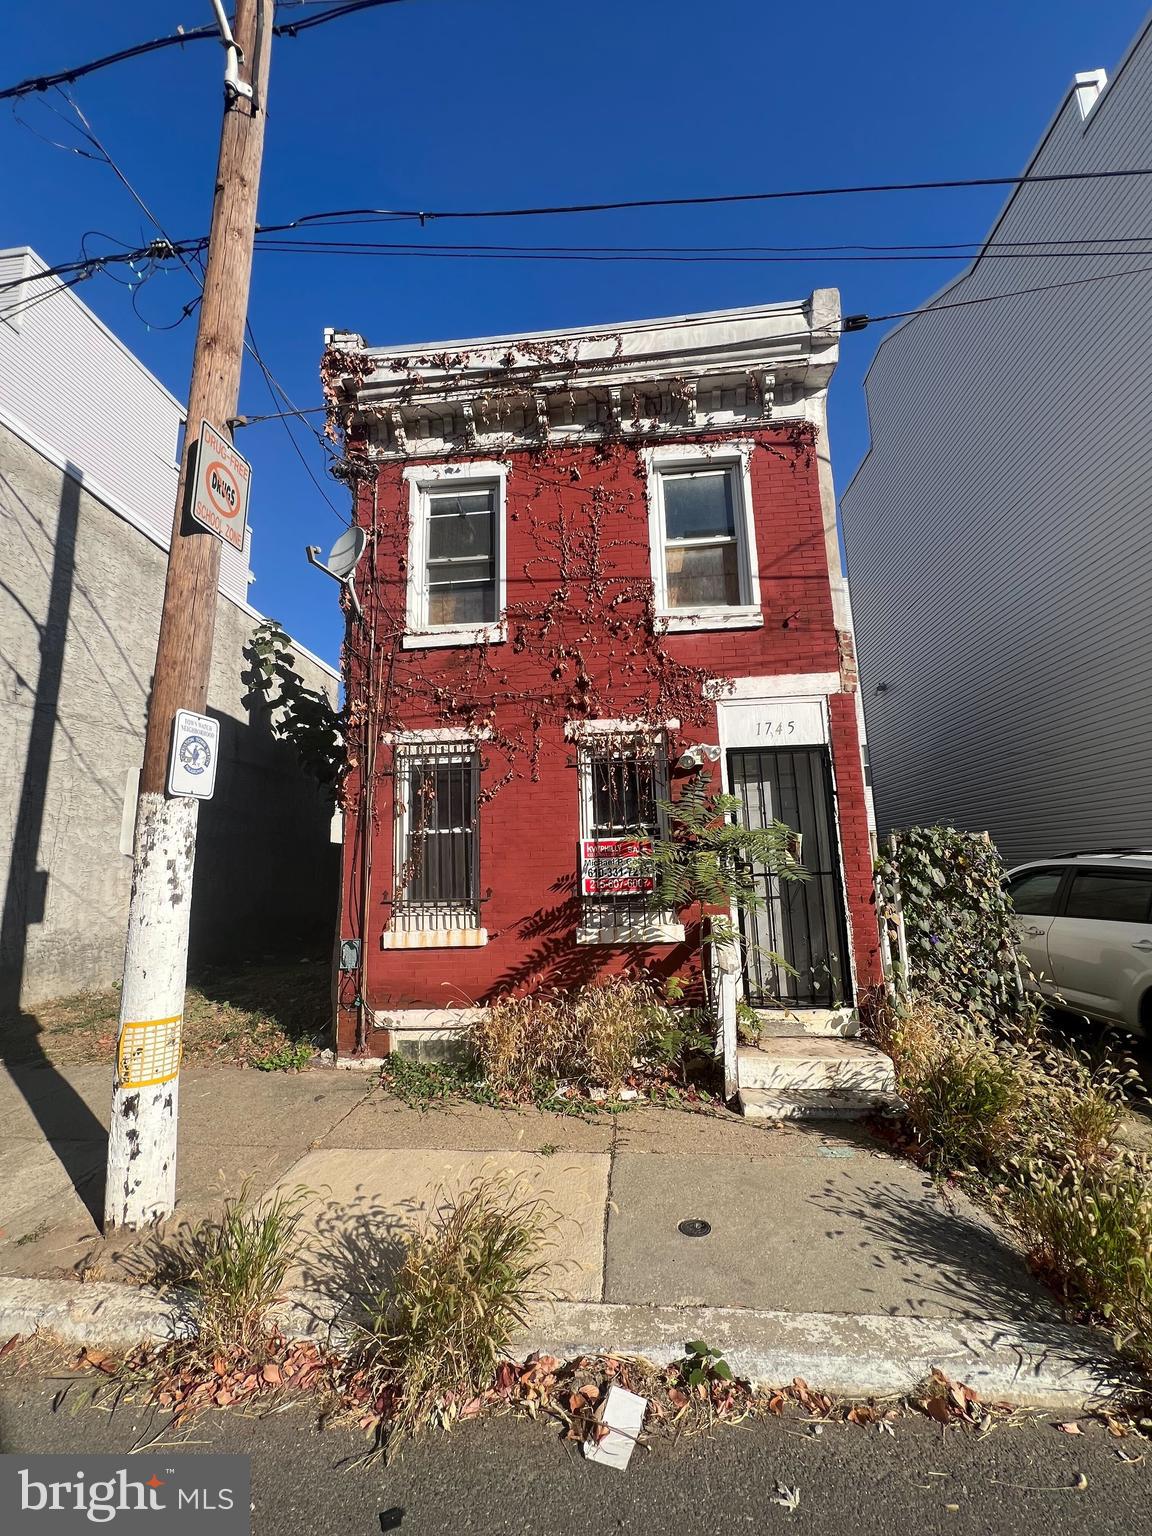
[{"x1": 105, "y1": 0, "x2": 272, "y2": 1230}]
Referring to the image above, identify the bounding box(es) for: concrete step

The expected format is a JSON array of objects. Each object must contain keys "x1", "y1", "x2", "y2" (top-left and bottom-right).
[
  {"x1": 737, "y1": 1037, "x2": 897, "y2": 1097},
  {"x1": 740, "y1": 1087, "x2": 902, "y2": 1122},
  {"x1": 753, "y1": 1008, "x2": 859, "y2": 1039}
]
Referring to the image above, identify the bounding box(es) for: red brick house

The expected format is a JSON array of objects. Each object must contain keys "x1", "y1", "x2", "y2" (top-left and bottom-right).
[{"x1": 324, "y1": 293, "x2": 882, "y2": 1107}]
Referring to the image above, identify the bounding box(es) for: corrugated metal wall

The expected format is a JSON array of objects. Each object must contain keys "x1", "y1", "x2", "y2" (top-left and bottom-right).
[
  {"x1": 0, "y1": 247, "x2": 250, "y2": 604},
  {"x1": 841, "y1": 20, "x2": 1152, "y2": 866}
]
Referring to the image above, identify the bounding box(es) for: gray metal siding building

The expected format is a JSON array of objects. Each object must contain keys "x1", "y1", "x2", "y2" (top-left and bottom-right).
[{"x1": 841, "y1": 18, "x2": 1152, "y2": 866}]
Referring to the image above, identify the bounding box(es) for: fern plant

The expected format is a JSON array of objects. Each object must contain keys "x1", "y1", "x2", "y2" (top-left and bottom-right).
[{"x1": 649, "y1": 770, "x2": 806, "y2": 949}]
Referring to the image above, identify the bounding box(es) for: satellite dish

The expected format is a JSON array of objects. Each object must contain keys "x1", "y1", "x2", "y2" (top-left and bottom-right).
[{"x1": 326, "y1": 525, "x2": 366, "y2": 579}]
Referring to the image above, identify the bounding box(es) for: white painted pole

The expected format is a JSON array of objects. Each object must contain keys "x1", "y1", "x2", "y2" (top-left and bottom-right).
[{"x1": 106, "y1": 795, "x2": 196, "y2": 1226}]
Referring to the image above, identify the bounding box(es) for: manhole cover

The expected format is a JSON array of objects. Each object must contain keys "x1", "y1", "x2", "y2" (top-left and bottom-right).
[{"x1": 677, "y1": 1218, "x2": 712, "y2": 1238}]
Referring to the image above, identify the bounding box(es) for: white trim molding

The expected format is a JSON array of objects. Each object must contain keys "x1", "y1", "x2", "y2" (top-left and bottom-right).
[
  {"x1": 706, "y1": 671, "x2": 842, "y2": 700},
  {"x1": 402, "y1": 460, "x2": 508, "y2": 647},
  {"x1": 564, "y1": 717, "x2": 681, "y2": 740},
  {"x1": 380, "y1": 928, "x2": 488, "y2": 949},
  {"x1": 643, "y1": 442, "x2": 762, "y2": 632}
]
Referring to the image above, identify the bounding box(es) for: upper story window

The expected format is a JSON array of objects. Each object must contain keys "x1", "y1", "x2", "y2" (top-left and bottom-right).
[
  {"x1": 426, "y1": 485, "x2": 496, "y2": 624},
  {"x1": 644, "y1": 445, "x2": 762, "y2": 632},
  {"x1": 662, "y1": 468, "x2": 741, "y2": 607},
  {"x1": 403, "y1": 463, "x2": 508, "y2": 648}
]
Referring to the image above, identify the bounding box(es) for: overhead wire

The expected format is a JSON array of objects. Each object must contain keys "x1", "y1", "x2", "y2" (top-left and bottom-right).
[
  {"x1": 0, "y1": 0, "x2": 415, "y2": 103},
  {"x1": 33, "y1": 86, "x2": 350, "y2": 526}
]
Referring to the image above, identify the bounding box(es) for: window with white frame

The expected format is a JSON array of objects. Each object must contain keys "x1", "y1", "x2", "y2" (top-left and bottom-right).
[
  {"x1": 404, "y1": 465, "x2": 507, "y2": 643},
  {"x1": 647, "y1": 450, "x2": 760, "y2": 625},
  {"x1": 394, "y1": 742, "x2": 480, "y2": 930},
  {"x1": 577, "y1": 733, "x2": 672, "y2": 938}
]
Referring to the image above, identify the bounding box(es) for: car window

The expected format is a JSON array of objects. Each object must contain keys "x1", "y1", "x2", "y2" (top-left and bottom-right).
[
  {"x1": 1064, "y1": 871, "x2": 1152, "y2": 924},
  {"x1": 1006, "y1": 868, "x2": 1064, "y2": 916}
]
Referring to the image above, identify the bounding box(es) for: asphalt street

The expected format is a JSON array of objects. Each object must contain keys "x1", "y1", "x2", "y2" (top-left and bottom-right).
[{"x1": 0, "y1": 1367, "x2": 1149, "y2": 1535}]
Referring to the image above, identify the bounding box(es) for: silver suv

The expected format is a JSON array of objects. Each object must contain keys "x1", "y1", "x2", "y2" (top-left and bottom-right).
[{"x1": 1006, "y1": 850, "x2": 1152, "y2": 1035}]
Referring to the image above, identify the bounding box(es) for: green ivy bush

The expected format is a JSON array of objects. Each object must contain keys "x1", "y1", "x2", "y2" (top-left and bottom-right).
[{"x1": 874, "y1": 826, "x2": 1038, "y2": 1029}]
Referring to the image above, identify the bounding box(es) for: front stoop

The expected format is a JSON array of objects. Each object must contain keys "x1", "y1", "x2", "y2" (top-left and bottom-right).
[{"x1": 738, "y1": 1035, "x2": 900, "y2": 1121}]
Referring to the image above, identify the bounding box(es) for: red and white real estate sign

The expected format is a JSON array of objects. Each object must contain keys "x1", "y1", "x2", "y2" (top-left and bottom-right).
[
  {"x1": 580, "y1": 837, "x2": 656, "y2": 897},
  {"x1": 190, "y1": 420, "x2": 251, "y2": 551}
]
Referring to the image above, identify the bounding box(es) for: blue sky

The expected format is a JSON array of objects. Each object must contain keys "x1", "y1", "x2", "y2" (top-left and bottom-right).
[{"x1": 3, "y1": 0, "x2": 1147, "y2": 666}]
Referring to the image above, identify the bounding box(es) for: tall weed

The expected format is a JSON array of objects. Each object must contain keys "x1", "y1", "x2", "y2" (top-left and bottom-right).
[
  {"x1": 180, "y1": 1184, "x2": 311, "y2": 1361},
  {"x1": 1010, "y1": 1155, "x2": 1152, "y2": 1370},
  {"x1": 354, "y1": 1178, "x2": 554, "y2": 1452},
  {"x1": 469, "y1": 977, "x2": 662, "y2": 1094}
]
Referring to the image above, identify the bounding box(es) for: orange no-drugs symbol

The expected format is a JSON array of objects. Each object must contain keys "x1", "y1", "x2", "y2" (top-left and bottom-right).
[{"x1": 206, "y1": 460, "x2": 240, "y2": 519}]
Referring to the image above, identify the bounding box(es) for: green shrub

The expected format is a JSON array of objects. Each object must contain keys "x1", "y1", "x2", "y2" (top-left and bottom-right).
[
  {"x1": 355, "y1": 1178, "x2": 554, "y2": 1452},
  {"x1": 1010, "y1": 1155, "x2": 1152, "y2": 1370},
  {"x1": 253, "y1": 1040, "x2": 314, "y2": 1072}
]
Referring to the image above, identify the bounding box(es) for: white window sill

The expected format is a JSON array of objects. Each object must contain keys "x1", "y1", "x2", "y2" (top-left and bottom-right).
[
  {"x1": 403, "y1": 621, "x2": 507, "y2": 650},
  {"x1": 380, "y1": 928, "x2": 488, "y2": 949},
  {"x1": 656, "y1": 607, "x2": 762, "y2": 633},
  {"x1": 577, "y1": 920, "x2": 686, "y2": 946}
]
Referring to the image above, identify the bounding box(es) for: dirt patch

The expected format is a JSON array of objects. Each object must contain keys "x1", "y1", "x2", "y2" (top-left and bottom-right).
[{"x1": 2, "y1": 961, "x2": 332, "y2": 1071}]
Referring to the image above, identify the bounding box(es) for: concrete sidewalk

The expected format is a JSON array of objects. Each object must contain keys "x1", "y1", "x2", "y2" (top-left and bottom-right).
[{"x1": 0, "y1": 1059, "x2": 1121, "y2": 1404}]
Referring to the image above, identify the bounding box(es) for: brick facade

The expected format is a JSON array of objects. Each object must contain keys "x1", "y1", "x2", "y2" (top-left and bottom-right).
[{"x1": 336, "y1": 428, "x2": 879, "y2": 1057}]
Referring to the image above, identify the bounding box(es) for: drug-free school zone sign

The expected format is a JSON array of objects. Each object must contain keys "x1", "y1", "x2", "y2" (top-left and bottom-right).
[{"x1": 190, "y1": 420, "x2": 251, "y2": 551}]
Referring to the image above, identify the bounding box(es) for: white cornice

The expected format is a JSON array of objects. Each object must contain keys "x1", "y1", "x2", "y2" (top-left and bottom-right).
[{"x1": 329, "y1": 290, "x2": 840, "y2": 409}]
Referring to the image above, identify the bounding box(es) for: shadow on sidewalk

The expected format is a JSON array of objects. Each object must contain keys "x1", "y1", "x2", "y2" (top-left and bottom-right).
[
  {"x1": 809, "y1": 1174, "x2": 1059, "y2": 1326},
  {"x1": 0, "y1": 465, "x2": 107, "y2": 1225}
]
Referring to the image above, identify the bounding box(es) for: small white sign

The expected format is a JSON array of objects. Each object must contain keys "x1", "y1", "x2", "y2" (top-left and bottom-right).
[
  {"x1": 720, "y1": 697, "x2": 828, "y2": 749},
  {"x1": 190, "y1": 419, "x2": 251, "y2": 551},
  {"x1": 168, "y1": 709, "x2": 220, "y2": 799}
]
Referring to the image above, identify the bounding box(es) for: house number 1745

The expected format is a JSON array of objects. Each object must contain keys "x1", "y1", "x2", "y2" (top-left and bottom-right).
[{"x1": 756, "y1": 719, "x2": 797, "y2": 737}]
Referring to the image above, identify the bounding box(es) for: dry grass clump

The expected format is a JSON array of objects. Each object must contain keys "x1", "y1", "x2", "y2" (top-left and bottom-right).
[
  {"x1": 468, "y1": 977, "x2": 662, "y2": 1095},
  {"x1": 167, "y1": 1184, "x2": 311, "y2": 1363},
  {"x1": 346, "y1": 1177, "x2": 555, "y2": 1455},
  {"x1": 875, "y1": 997, "x2": 1129, "y2": 1177},
  {"x1": 1009, "y1": 1153, "x2": 1152, "y2": 1371},
  {"x1": 872, "y1": 991, "x2": 1152, "y2": 1374}
]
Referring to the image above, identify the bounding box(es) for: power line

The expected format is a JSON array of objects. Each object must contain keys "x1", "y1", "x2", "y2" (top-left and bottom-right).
[
  {"x1": 0, "y1": 0, "x2": 413, "y2": 104},
  {"x1": 253, "y1": 163, "x2": 1152, "y2": 229},
  {"x1": 252, "y1": 234, "x2": 1152, "y2": 265}
]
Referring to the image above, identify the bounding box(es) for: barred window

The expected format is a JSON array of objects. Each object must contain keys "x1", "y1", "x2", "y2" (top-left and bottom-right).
[
  {"x1": 395, "y1": 744, "x2": 479, "y2": 929},
  {"x1": 578, "y1": 735, "x2": 667, "y2": 932}
]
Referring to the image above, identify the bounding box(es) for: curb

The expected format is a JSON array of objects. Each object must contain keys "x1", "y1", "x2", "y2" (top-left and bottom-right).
[{"x1": 0, "y1": 1277, "x2": 1134, "y2": 1411}]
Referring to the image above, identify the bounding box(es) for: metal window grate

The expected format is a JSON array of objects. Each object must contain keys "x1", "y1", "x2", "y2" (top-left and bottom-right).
[
  {"x1": 579, "y1": 740, "x2": 665, "y2": 927},
  {"x1": 394, "y1": 742, "x2": 480, "y2": 931}
]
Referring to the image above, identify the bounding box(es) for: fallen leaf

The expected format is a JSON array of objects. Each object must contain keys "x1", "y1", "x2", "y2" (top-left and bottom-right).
[
  {"x1": 878, "y1": 1420, "x2": 896, "y2": 1436},
  {"x1": 1073, "y1": 1473, "x2": 1089, "y2": 1491},
  {"x1": 262, "y1": 1363, "x2": 281, "y2": 1385},
  {"x1": 0, "y1": 1336, "x2": 19, "y2": 1361},
  {"x1": 767, "y1": 1393, "x2": 785, "y2": 1415},
  {"x1": 771, "y1": 1483, "x2": 801, "y2": 1513},
  {"x1": 924, "y1": 1397, "x2": 952, "y2": 1426},
  {"x1": 1057, "y1": 1422, "x2": 1082, "y2": 1435}
]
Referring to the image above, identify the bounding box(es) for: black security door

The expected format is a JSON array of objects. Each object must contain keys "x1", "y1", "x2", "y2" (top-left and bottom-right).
[{"x1": 727, "y1": 747, "x2": 850, "y2": 1009}]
